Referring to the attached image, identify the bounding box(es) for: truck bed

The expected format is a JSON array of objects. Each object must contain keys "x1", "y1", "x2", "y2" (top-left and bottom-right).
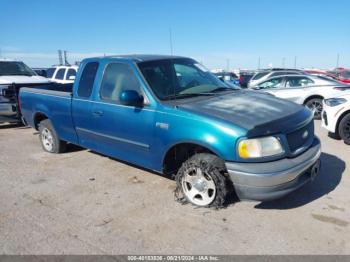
[{"x1": 19, "y1": 83, "x2": 78, "y2": 144}]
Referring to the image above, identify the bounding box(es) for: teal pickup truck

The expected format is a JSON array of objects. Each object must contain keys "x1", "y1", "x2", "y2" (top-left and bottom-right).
[{"x1": 19, "y1": 55, "x2": 321, "y2": 208}]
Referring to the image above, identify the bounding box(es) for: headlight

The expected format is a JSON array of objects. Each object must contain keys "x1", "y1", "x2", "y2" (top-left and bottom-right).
[
  {"x1": 324, "y1": 98, "x2": 347, "y2": 107},
  {"x1": 238, "y1": 136, "x2": 284, "y2": 159}
]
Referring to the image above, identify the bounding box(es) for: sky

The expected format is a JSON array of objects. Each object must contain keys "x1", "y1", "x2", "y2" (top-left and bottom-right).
[{"x1": 1, "y1": 0, "x2": 349, "y2": 70}]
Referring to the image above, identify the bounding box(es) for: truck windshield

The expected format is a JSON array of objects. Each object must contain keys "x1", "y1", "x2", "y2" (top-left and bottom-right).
[
  {"x1": 0, "y1": 61, "x2": 36, "y2": 76},
  {"x1": 138, "y1": 58, "x2": 235, "y2": 100}
]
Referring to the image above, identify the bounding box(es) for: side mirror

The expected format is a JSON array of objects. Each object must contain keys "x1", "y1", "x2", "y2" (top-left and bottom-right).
[
  {"x1": 120, "y1": 90, "x2": 143, "y2": 106},
  {"x1": 68, "y1": 75, "x2": 76, "y2": 80}
]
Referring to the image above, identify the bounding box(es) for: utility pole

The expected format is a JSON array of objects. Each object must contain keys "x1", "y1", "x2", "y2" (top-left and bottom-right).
[
  {"x1": 58, "y1": 50, "x2": 63, "y2": 65},
  {"x1": 258, "y1": 57, "x2": 261, "y2": 70},
  {"x1": 294, "y1": 56, "x2": 297, "y2": 69},
  {"x1": 336, "y1": 53, "x2": 340, "y2": 68},
  {"x1": 169, "y1": 27, "x2": 174, "y2": 55},
  {"x1": 64, "y1": 50, "x2": 69, "y2": 65}
]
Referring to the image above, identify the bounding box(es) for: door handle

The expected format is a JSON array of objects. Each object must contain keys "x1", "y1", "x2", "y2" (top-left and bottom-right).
[{"x1": 92, "y1": 110, "x2": 104, "y2": 117}]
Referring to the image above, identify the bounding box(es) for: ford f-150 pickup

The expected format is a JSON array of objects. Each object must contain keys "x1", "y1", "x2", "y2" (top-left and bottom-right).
[{"x1": 19, "y1": 55, "x2": 321, "y2": 208}]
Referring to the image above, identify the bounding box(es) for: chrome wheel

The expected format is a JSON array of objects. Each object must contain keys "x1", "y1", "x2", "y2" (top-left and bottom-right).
[
  {"x1": 41, "y1": 128, "x2": 54, "y2": 151},
  {"x1": 181, "y1": 166, "x2": 216, "y2": 206},
  {"x1": 306, "y1": 99, "x2": 323, "y2": 119}
]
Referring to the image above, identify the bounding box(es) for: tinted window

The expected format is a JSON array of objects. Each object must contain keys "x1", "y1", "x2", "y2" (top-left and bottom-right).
[
  {"x1": 77, "y1": 62, "x2": 99, "y2": 98},
  {"x1": 257, "y1": 77, "x2": 284, "y2": 89},
  {"x1": 66, "y1": 68, "x2": 76, "y2": 80},
  {"x1": 55, "y1": 68, "x2": 65, "y2": 80},
  {"x1": 286, "y1": 76, "x2": 314, "y2": 87},
  {"x1": 100, "y1": 63, "x2": 141, "y2": 103},
  {"x1": 0, "y1": 61, "x2": 36, "y2": 76},
  {"x1": 46, "y1": 68, "x2": 56, "y2": 78}
]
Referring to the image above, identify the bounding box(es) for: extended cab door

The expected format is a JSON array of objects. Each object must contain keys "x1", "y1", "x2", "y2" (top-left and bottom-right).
[
  {"x1": 72, "y1": 61, "x2": 100, "y2": 151},
  {"x1": 90, "y1": 61, "x2": 156, "y2": 170}
]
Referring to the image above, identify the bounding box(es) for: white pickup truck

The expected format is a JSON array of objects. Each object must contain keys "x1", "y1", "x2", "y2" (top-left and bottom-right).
[
  {"x1": 46, "y1": 65, "x2": 78, "y2": 84},
  {"x1": 0, "y1": 59, "x2": 50, "y2": 123}
]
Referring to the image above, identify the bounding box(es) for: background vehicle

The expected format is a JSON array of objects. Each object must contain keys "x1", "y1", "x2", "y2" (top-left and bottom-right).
[
  {"x1": 19, "y1": 55, "x2": 321, "y2": 208},
  {"x1": 0, "y1": 59, "x2": 50, "y2": 123},
  {"x1": 214, "y1": 72, "x2": 240, "y2": 86},
  {"x1": 251, "y1": 74, "x2": 350, "y2": 119},
  {"x1": 33, "y1": 68, "x2": 49, "y2": 77},
  {"x1": 248, "y1": 68, "x2": 303, "y2": 88},
  {"x1": 239, "y1": 71, "x2": 255, "y2": 88},
  {"x1": 46, "y1": 65, "x2": 78, "y2": 84},
  {"x1": 322, "y1": 90, "x2": 350, "y2": 144}
]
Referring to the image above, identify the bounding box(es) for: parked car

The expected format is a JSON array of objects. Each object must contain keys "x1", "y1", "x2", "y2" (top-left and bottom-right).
[
  {"x1": 251, "y1": 74, "x2": 349, "y2": 119},
  {"x1": 33, "y1": 68, "x2": 49, "y2": 77},
  {"x1": 46, "y1": 65, "x2": 78, "y2": 84},
  {"x1": 214, "y1": 72, "x2": 240, "y2": 86},
  {"x1": 19, "y1": 55, "x2": 321, "y2": 208},
  {"x1": 0, "y1": 59, "x2": 50, "y2": 123},
  {"x1": 239, "y1": 71, "x2": 255, "y2": 88},
  {"x1": 336, "y1": 70, "x2": 350, "y2": 84},
  {"x1": 248, "y1": 69, "x2": 303, "y2": 88},
  {"x1": 322, "y1": 90, "x2": 350, "y2": 144}
]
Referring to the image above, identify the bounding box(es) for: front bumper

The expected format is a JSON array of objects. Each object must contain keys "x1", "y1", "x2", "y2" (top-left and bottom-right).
[{"x1": 226, "y1": 137, "x2": 321, "y2": 201}]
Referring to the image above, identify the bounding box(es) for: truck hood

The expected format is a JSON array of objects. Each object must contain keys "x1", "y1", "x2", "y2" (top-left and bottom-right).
[
  {"x1": 0, "y1": 75, "x2": 50, "y2": 84},
  {"x1": 177, "y1": 90, "x2": 313, "y2": 137}
]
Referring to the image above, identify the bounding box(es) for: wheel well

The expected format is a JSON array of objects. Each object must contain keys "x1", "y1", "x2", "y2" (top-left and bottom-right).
[
  {"x1": 163, "y1": 143, "x2": 216, "y2": 176},
  {"x1": 33, "y1": 113, "x2": 48, "y2": 130},
  {"x1": 303, "y1": 95, "x2": 324, "y2": 105},
  {"x1": 335, "y1": 110, "x2": 350, "y2": 136}
]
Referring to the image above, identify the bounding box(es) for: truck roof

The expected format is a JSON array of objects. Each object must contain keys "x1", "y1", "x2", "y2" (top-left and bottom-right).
[{"x1": 91, "y1": 54, "x2": 188, "y2": 62}]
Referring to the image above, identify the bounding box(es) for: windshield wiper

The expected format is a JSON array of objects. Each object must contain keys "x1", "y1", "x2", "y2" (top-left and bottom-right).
[
  {"x1": 211, "y1": 86, "x2": 237, "y2": 92},
  {"x1": 164, "y1": 92, "x2": 215, "y2": 100}
]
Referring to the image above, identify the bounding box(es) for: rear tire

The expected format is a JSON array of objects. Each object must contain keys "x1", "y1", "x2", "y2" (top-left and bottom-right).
[
  {"x1": 339, "y1": 113, "x2": 350, "y2": 145},
  {"x1": 38, "y1": 119, "x2": 67, "y2": 153},
  {"x1": 174, "y1": 153, "x2": 233, "y2": 208},
  {"x1": 305, "y1": 98, "x2": 323, "y2": 120}
]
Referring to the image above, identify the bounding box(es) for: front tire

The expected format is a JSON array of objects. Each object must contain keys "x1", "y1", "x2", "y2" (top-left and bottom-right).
[
  {"x1": 38, "y1": 119, "x2": 67, "y2": 153},
  {"x1": 174, "y1": 153, "x2": 233, "y2": 208},
  {"x1": 339, "y1": 113, "x2": 350, "y2": 145},
  {"x1": 305, "y1": 98, "x2": 323, "y2": 120}
]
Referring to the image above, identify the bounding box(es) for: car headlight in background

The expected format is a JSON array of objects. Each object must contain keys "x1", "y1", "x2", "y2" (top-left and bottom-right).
[
  {"x1": 324, "y1": 98, "x2": 347, "y2": 107},
  {"x1": 238, "y1": 136, "x2": 284, "y2": 159}
]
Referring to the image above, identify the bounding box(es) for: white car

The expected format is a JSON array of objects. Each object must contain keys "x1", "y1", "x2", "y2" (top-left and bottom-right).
[
  {"x1": 322, "y1": 90, "x2": 350, "y2": 145},
  {"x1": 248, "y1": 69, "x2": 303, "y2": 88},
  {"x1": 0, "y1": 59, "x2": 50, "y2": 123},
  {"x1": 251, "y1": 74, "x2": 348, "y2": 119},
  {"x1": 46, "y1": 65, "x2": 78, "y2": 84},
  {"x1": 0, "y1": 59, "x2": 50, "y2": 85}
]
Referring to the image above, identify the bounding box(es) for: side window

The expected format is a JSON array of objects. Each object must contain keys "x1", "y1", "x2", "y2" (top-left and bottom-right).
[
  {"x1": 55, "y1": 68, "x2": 65, "y2": 80},
  {"x1": 257, "y1": 77, "x2": 284, "y2": 89},
  {"x1": 77, "y1": 62, "x2": 99, "y2": 98},
  {"x1": 66, "y1": 68, "x2": 76, "y2": 80},
  {"x1": 286, "y1": 77, "x2": 314, "y2": 87},
  {"x1": 100, "y1": 63, "x2": 141, "y2": 103}
]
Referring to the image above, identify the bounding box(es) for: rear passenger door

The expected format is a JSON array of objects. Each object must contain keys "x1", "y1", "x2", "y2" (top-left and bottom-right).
[
  {"x1": 72, "y1": 61, "x2": 100, "y2": 150},
  {"x1": 274, "y1": 76, "x2": 314, "y2": 104}
]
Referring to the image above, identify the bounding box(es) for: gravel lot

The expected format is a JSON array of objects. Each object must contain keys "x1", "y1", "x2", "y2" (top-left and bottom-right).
[{"x1": 0, "y1": 120, "x2": 349, "y2": 255}]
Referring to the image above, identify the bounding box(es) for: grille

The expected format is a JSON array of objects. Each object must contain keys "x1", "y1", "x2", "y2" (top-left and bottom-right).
[{"x1": 286, "y1": 121, "x2": 314, "y2": 153}]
